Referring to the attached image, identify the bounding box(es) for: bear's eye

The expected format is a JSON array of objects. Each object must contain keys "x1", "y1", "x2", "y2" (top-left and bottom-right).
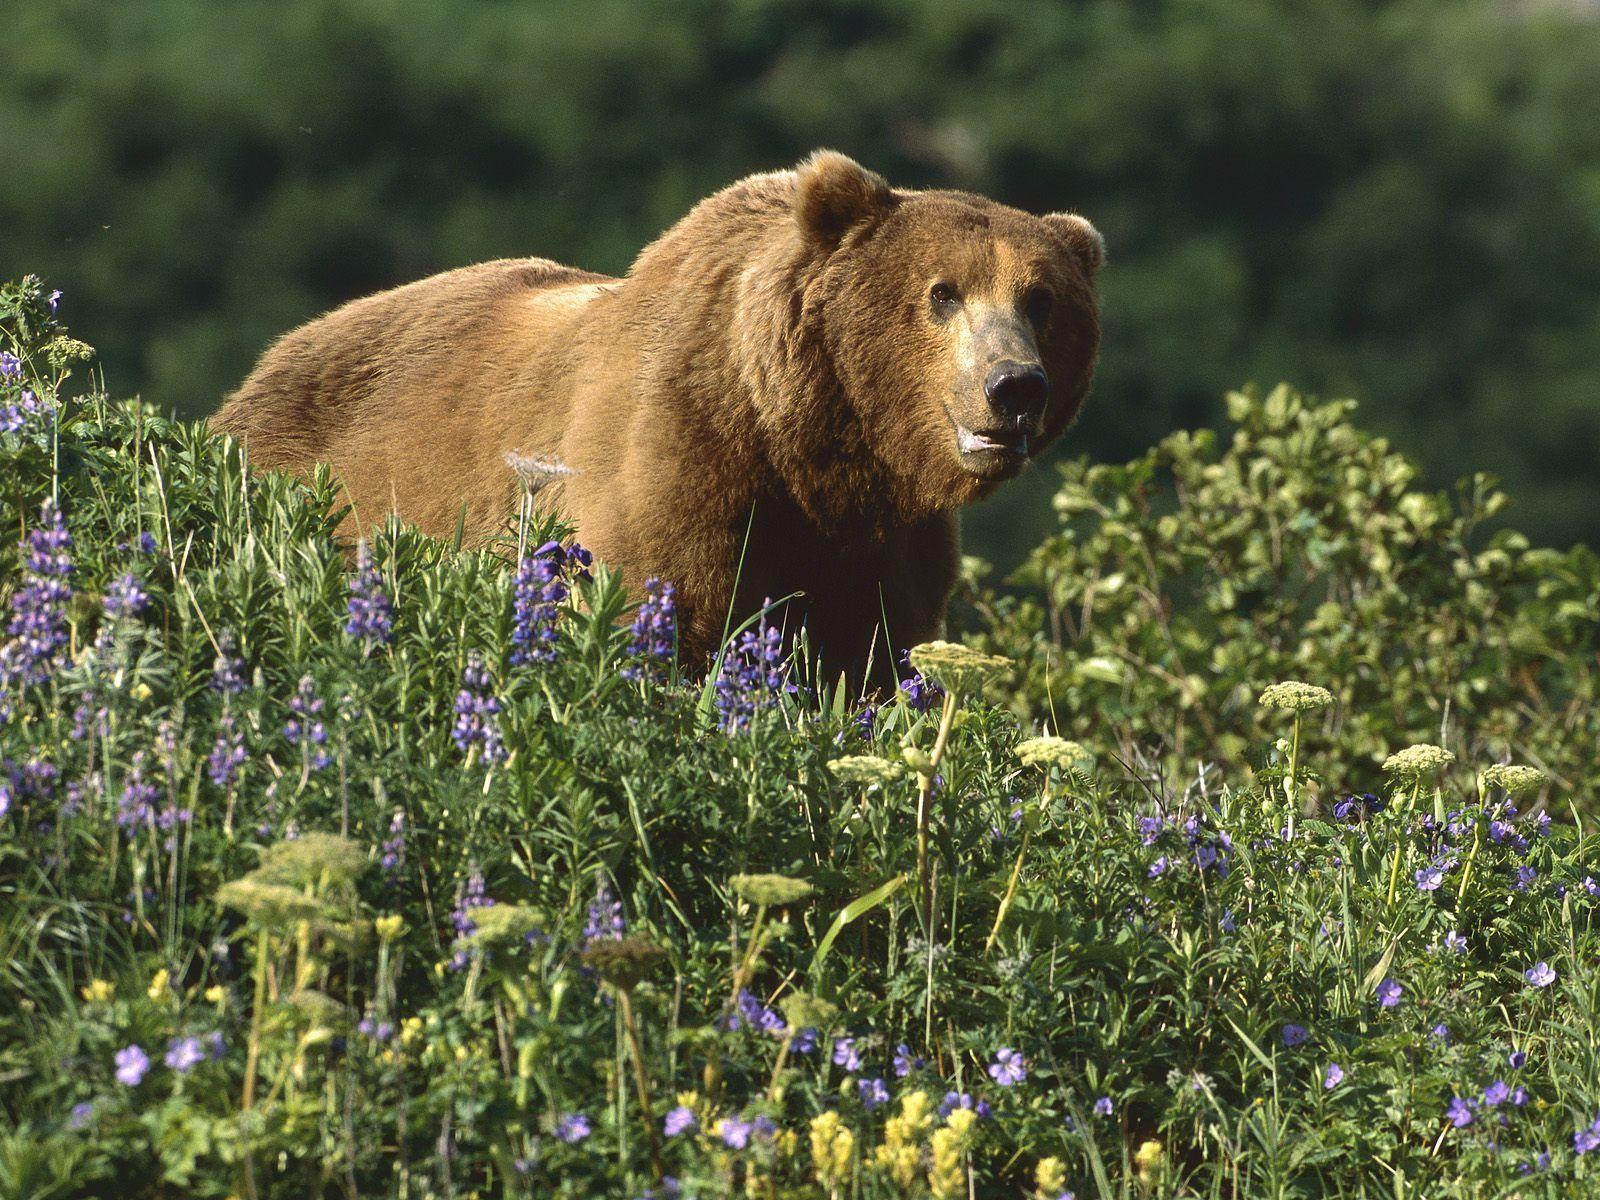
[
  {"x1": 929, "y1": 281, "x2": 959, "y2": 310},
  {"x1": 1025, "y1": 286, "x2": 1056, "y2": 327}
]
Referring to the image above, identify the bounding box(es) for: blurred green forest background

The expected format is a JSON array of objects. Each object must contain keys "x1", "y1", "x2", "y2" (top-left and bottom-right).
[{"x1": 4, "y1": 0, "x2": 1599, "y2": 568}]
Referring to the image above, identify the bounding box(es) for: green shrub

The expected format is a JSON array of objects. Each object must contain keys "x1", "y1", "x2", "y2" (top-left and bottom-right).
[{"x1": 969, "y1": 383, "x2": 1600, "y2": 814}]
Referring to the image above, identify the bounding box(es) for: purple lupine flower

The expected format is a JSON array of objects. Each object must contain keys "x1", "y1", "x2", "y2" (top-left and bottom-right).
[
  {"x1": 1376, "y1": 978, "x2": 1403, "y2": 1008},
  {"x1": 1323, "y1": 1063, "x2": 1344, "y2": 1089},
  {"x1": 1148, "y1": 856, "x2": 1169, "y2": 879},
  {"x1": 1525, "y1": 961, "x2": 1557, "y2": 988},
  {"x1": 1138, "y1": 815, "x2": 1163, "y2": 845},
  {"x1": 858, "y1": 1076, "x2": 890, "y2": 1109},
  {"x1": 510, "y1": 541, "x2": 584, "y2": 667},
  {"x1": 1415, "y1": 865, "x2": 1444, "y2": 891},
  {"x1": 0, "y1": 351, "x2": 20, "y2": 379},
  {"x1": 0, "y1": 387, "x2": 54, "y2": 436},
  {"x1": 1509, "y1": 1050, "x2": 1527, "y2": 1070},
  {"x1": 452, "y1": 655, "x2": 504, "y2": 763},
  {"x1": 939, "y1": 1092, "x2": 975, "y2": 1118},
  {"x1": 344, "y1": 543, "x2": 393, "y2": 644},
  {"x1": 164, "y1": 1036, "x2": 205, "y2": 1073},
  {"x1": 714, "y1": 606, "x2": 793, "y2": 732},
  {"x1": 67, "y1": 1101, "x2": 93, "y2": 1130},
  {"x1": 46, "y1": 290, "x2": 61, "y2": 313},
  {"x1": 731, "y1": 989, "x2": 785, "y2": 1036},
  {"x1": 1482, "y1": 1080, "x2": 1511, "y2": 1108},
  {"x1": 207, "y1": 715, "x2": 246, "y2": 788},
  {"x1": 284, "y1": 676, "x2": 332, "y2": 770},
  {"x1": 211, "y1": 636, "x2": 246, "y2": 695},
  {"x1": 103, "y1": 573, "x2": 148, "y2": 619},
  {"x1": 853, "y1": 703, "x2": 877, "y2": 741},
  {"x1": 1577, "y1": 1116, "x2": 1600, "y2": 1155},
  {"x1": 1093, "y1": 1096, "x2": 1114, "y2": 1117},
  {"x1": 790, "y1": 1027, "x2": 819, "y2": 1055},
  {"x1": 379, "y1": 810, "x2": 406, "y2": 875},
  {"x1": 583, "y1": 884, "x2": 624, "y2": 945},
  {"x1": 1514, "y1": 865, "x2": 1537, "y2": 892},
  {"x1": 116, "y1": 753, "x2": 159, "y2": 832},
  {"x1": 832, "y1": 1037, "x2": 862, "y2": 1073},
  {"x1": 718, "y1": 1116, "x2": 753, "y2": 1149},
  {"x1": 1219, "y1": 908, "x2": 1237, "y2": 933},
  {"x1": 554, "y1": 1113, "x2": 591, "y2": 1144},
  {"x1": 1332, "y1": 792, "x2": 1384, "y2": 821},
  {"x1": 621, "y1": 577, "x2": 677, "y2": 682},
  {"x1": 114, "y1": 1044, "x2": 150, "y2": 1086},
  {"x1": 663, "y1": 1105, "x2": 697, "y2": 1137},
  {"x1": 0, "y1": 501, "x2": 73, "y2": 688},
  {"x1": 897, "y1": 648, "x2": 943, "y2": 713},
  {"x1": 1431, "y1": 1023, "x2": 1450, "y2": 1043},
  {"x1": 893, "y1": 1043, "x2": 923, "y2": 1078},
  {"x1": 1444, "y1": 930, "x2": 1467, "y2": 954},
  {"x1": 989, "y1": 1047, "x2": 1026, "y2": 1086},
  {"x1": 1282, "y1": 1024, "x2": 1309, "y2": 1047},
  {"x1": 1446, "y1": 1097, "x2": 1475, "y2": 1128}
]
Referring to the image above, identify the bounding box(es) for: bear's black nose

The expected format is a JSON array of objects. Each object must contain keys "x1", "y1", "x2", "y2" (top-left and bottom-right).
[{"x1": 984, "y1": 362, "x2": 1050, "y2": 421}]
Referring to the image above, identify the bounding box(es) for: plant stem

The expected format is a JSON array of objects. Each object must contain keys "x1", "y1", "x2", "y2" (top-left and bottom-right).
[
  {"x1": 918, "y1": 691, "x2": 959, "y2": 926},
  {"x1": 986, "y1": 784, "x2": 1045, "y2": 955},
  {"x1": 1386, "y1": 780, "x2": 1421, "y2": 908},
  {"x1": 618, "y1": 989, "x2": 665, "y2": 1184}
]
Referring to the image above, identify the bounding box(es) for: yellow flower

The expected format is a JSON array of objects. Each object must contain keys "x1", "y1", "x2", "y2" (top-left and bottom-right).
[
  {"x1": 1035, "y1": 1156, "x2": 1068, "y2": 1198},
  {"x1": 1134, "y1": 1139, "x2": 1166, "y2": 1183},
  {"x1": 400, "y1": 1017, "x2": 423, "y2": 1046},
  {"x1": 147, "y1": 969, "x2": 172, "y2": 1002},
  {"x1": 204, "y1": 985, "x2": 226, "y2": 1005},
  {"x1": 809, "y1": 1111, "x2": 854, "y2": 1190},
  {"x1": 80, "y1": 979, "x2": 115, "y2": 1004},
  {"x1": 130, "y1": 683, "x2": 153, "y2": 702},
  {"x1": 374, "y1": 914, "x2": 405, "y2": 941}
]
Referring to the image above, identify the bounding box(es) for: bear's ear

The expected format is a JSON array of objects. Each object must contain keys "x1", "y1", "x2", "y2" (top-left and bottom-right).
[
  {"x1": 1042, "y1": 212, "x2": 1105, "y2": 277},
  {"x1": 793, "y1": 150, "x2": 896, "y2": 247}
]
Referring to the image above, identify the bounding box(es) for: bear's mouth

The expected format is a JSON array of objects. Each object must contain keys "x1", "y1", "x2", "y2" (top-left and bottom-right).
[{"x1": 952, "y1": 421, "x2": 1031, "y2": 477}]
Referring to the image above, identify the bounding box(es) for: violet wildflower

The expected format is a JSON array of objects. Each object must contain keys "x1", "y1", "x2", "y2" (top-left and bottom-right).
[
  {"x1": 714, "y1": 605, "x2": 793, "y2": 731},
  {"x1": 858, "y1": 1076, "x2": 890, "y2": 1109},
  {"x1": 67, "y1": 1102, "x2": 92, "y2": 1130},
  {"x1": 207, "y1": 715, "x2": 246, "y2": 788},
  {"x1": 555, "y1": 1113, "x2": 592, "y2": 1144},
  {"x1": 989, "y1": 1047, "x2": 1026, "y2": 1086},
  {"x1": 103, "y1": 572, "x2": 148, "y2": 619},
  {"x1": 47, "y1": 289, "x2": 61, "y2": 313},
  {"x1": 790, "y1": 1027, "x2": 819, "y2": 1055},
  {"x1": 832, "y1": 1037, "x2": 862, "y2": 1073},
  {"x1": 0, "y1": 351, "x2": 19, "y2": 379},
  {"x1": 664, "y1": 1105, "x2": 697, "y2": 1137},
  {"x1": 1093, "y1": 1096, "x2": 1114, "y2": 1117},
  {"x1": 939, "y1": 1092, "x2": 976, "y2": 1118},
  {"x1": 853, "y1": 703, "x2": 877, "y2": 741},
  {"x1": 583, "y1": 884, "x2": 624, "y2": 945},
  {"x1": 1514, "y1": 864, "x2": 1537, "y2": 892},
  {"x1": 1324, "y1": 1063, "x2": 1344, "y2": 1089},
  {"x1": 1138, "y1": 815, "x2": 1163, "y2": 845},
  {"x1": 0, "y1": 388, "x2": 54, "y2": 435},
  {"x1": 0, "y1": 500, "x2": 73, "y2": 689},
  {"x1": 211, "y1": 636, "x2": 246, "y2": 695},
  {"x1": 893, "y1": 1043, "x2": 923, "y2": 1078},
  {"x1": 1148, "y1": 856, "x2": 1168, "y2": 879},
  {"x1": 344, "y1": 543, "x2": 393, "y2": 644},
  {"x1": 283, "y1": 676, "x2": 332, "y2": 770},
  {"x1": 1577, "y1": 1117, "x2": 1600, "y2": 1155},
  {"x1": 1446, "y1": 1097, "x2": 1474, "y2": 1128},
  {"x1": 510, "y1": 541, "x2": 582, "y2": 666},
  {"x1": 717, "y1": 1116, "x2": 753, "y2": 1149},
  {"x1": 897, "y1": 648, "x2": 944, "y2": 713},
  {"x1": 1509, "y1": 1050, "x2": 1526, "y2": 1070},
  {"x1": 164, "y1": 1036, "x2": 205, "y2": 1073},
  {"x1": 116, "y1": 753, "x2": 159, "y2": 832},
  {"x1": 1282, "y1": 1023, "x2": 1309, "y2": 1047},
  {"x1": 114, "y1": 1044, "x2": 150, "y2": 1087},
  {"x1": 380, "y1": 810, "x2": 406, "y2": 875},
  {"x1": 1415, "y1": 865, "x2": 1443, "y2": 891},
  {"x1": 1376, "y1": 978, "x2": 1403, "y2": 1008},
  {"x1": 1444, "y1": 930, "x2": 1467, "y2": 954},
  {"x1": 1525, "y1": 961, "x2": 1557, "y2": 988},
  {"x1": 1333, "y1": 792, "x2": 1384, "y2": 821},
  {"x1": 732, "y1": 989, "x2": 784, "y2": 1036},
  {"x1": 1431, "y1": 1023, "x2": 1450, "y2": 1043},
  {"x1": 452, "y1": 655, "x2": 504, "y2": 763},
  {"x1": 621, "y1": 577, "x2": 676, "y2": 682},
  {"x1": 1482, "y1": 1080, "x2": 1511, "y2": 1108}
]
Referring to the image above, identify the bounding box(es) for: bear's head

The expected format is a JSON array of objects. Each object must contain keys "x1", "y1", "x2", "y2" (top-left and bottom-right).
[{"x1": 786, "y1": 150, "x2": 1102, "y2": 515}]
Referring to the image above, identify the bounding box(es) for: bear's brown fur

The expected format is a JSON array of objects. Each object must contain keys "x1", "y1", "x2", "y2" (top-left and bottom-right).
[{"x1": 213, "y1": 151, "x2": 1102, "y2": 684}]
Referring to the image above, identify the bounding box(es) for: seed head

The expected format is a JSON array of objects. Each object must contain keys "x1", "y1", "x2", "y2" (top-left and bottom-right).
[
  {"x1": 1015, "y1": 736, "x2": 1092, "y2": 772},
  {"x1": 907, "y1": 640, "x2": 1012, "y2": 695},
  {"x1": 580, "y1": 935, "x2": 667, "y2": 991},
  {"x1": 827, "y1": 755, "x2": 905, "y2": 786},
  {"x1": 1481, "y1": 764, "x2": 1544, "y2": 795},
  {"x1": 1258, "y1": 681, "x2": 1334, "y2": 711},
  {"x1": 730, "y1": 873, "x2": 814, "y2": 907},
  {"x1": 779, "y1": 991, "x2": 838, "y2": 1033},
  {"x1": 1382, "y1": 744, "x2": 1455, "y2": 778}
]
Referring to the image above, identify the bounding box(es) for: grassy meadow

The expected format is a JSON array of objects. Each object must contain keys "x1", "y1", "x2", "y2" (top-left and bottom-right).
[{"x1": 1, "y1": 274, "x2": 1599, "y2": 1199}]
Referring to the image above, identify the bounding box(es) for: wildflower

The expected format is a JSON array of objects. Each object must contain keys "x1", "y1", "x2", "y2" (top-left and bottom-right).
[
  {"x1": 510, "y1": 541, "x2": 579, "y2": 666},
  {"x1": 554, "y1": 1113, "x2": 591, "y2": 1144},
  {"x1": 1431, "y1": 1023, "x2": 1450, "y2": 1043},
  {"x1": 859, "y1": 1076, "x2": 890, "y2": 1109},
  {"x1": 80, "y1": 979, "x2": 114, "y2": 1004},
  {"x1": 714, "y1": 606, "x2": 793, "y2": 731},
  {"x1": 0, "y1": 500, "x2": 73, "y2": 688},
  {"x1": 284, "y1": 676, "x2": 332, "y2": 770},
  {"x1": 728, "y1": 988, "x2": 784, "y2": 1035},
  {"x1": 164, "y1": 1036, "x2": 205, "y2": 1073},
  {"x1": 1376, "y1": 978, "x2": 1403, "y2": 1008},
  {"x1": 621, "y1": 576, "x2": 676, "y2": 681},
  {"x1": 907, "y1": 640, "x2": 1011, "y2": 695},
  {"x1": 1577, "y1": 1118, "x2": 1600, "y2": 1155},
  {"x1": 114, "y1": 1044, "x2": 150, "y2": 1086},
  {"x1": 1148, "y1": 856, "x2": 1169, "y2": 879},
  {"x1": 1093, "y1": 1096, "x2": 1113, "y2": 1117},
  {"x1": 0, "y1": 351, "x2": 19, "y2": 378},
  {"x1": 1415, "y1": 865, "x2": 1443, "y2": 891},
  {"x1": 1524, "y1": 961, "x2": 1557, "y2": 988},
  {"x1": 210, "y1": 636, "x2": 246, "y2": 695},
  {"x1": 897, "y1": 648, "x2": 944, "y2": 712},
  {"x1": 379, "y1": 810, "x2": 405, "y2": 875},
  {"x1": 1133, "y1": 1140, "x2": 1165, "y2": 1184},
  {"x1": 116, "y1": 754, "x2": 160, "y2": 831},
  {"x1": 790, "y1": 1027, "x2": 819, "y2": 1055},
  {"x1": 1509, "y1": 1050, "x2": 1527, "y2": 1069},
  {"x1": 1258, "y1": 681, "x2": 1333, "y2": 711},
  {"x1": 452, "y1": 656, "x2": 504, "y2": 763},
  {"x1": 1138, "y1": 815, "x2": 1163, "y2": 845},
  {"x1": 581, "y1": 937, "x2": 667, "y2": 991},
  {"x1": 730, "y1": 873, "x2": 813, "y2": 907},
  {"x1": 663, "y1": 1105, "x2": 697, "y2": 1137},
  {"x1": 344, "y1": 542, "x2": 393, "y2": 644},
  {"x1": 893, "y1": 1043, "x2": 924, "y2": 1078},
  {"x1": 1382, "y1": 744, "x2": 1454, "y2": 778},
  {"x1": 1333, "y1": 792, "x2": 1385, "y2": 821},
  {"x1": 826, "y1": 755, "x2": 905, "y2": 787},
  {"x1": 47, "y1": 290, "x2": 61, "y2": 313},
  {"x1": 207, "y1": 715, "x2": 246, "y2": 788},
  {"x1": 832, "y1": 1037, "x2": 862, "y2": 1073},
  {"x1": 716, "y1": 1116, "x2": 753, "y2": 1149},
  {"x1": 1282, "y1": 1023, "x2": 1309, "y2": 1047},
  {"x1": 1035, "y1": 1156, "x2": 1069, "y2": 1198},
  {"x1": 1482, "y1": 1080, "x2": 1511, "y2": 1108},
  {"x1": 810, "y1": 1111, "x2": 855, "y2": 1190},
  {"x1": 1482, "y1": 764, "x2": 1544, "y2": 795},
  {"x1": 1446, "y1": 1097, "x2": 1474, "y2": 1128},
  {"x1": 1015, "y1": 736, "x2": 1092, "y2": 772},
  {"x1": 447, "y1": 871, "x2": 493, "y2": 967},
  {"x1": 204, "y1": 985, "x2": 226, "y2": 1005},
  {"x1": 1444, "y1": 930, "x2": 1467, "y2": 953},
  {"x1": 583, "y1": 884, "x2": 624, "y2": 945},
  {"x1": 989, "y1": 1046, "x2": 1026, "y2": 1086},
  {"x1": 67, "y1": 1102, "x2": 92, "y2": 1130},
  {"x1": 1324, "y1": 1063, "x2": 1344, "y2": 1089},
  {"x1": 928, "y1": 1108, "x2": 978, "y2": 1198},
  {"x1": 103, "y1": 572, "x2": 148, "y2": 618},
  {"x1": 1512, "y1": 1087, "x2": 1529, "y2": 1107}
]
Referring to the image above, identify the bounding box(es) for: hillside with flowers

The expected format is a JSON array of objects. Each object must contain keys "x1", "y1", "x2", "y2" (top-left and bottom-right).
[{"x1": 2, "y1": 274, "x2": 1600, "y2": 1199}]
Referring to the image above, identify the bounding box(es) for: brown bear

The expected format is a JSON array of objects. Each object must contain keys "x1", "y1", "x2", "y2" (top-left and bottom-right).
[{"x1": 213, "y1": 151, "x2": 1102, "y2": 685}]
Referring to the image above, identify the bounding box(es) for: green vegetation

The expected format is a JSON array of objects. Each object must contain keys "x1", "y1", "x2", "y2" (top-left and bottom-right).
[
  {"x1": 5, "y1": 277, "x2": 1600, "y2": 1198},
  {"x1": 5, "y1": 0, "x2": 1600, "y2": 565}
]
